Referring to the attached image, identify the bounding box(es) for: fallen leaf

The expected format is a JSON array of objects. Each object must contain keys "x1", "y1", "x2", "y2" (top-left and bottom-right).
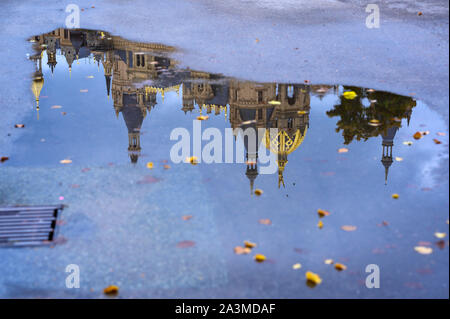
[
  {"x1": 403, "y1": 141, "x2": 413, "y2": 146},
  {"x1": 51, "y1": 105, "x2": 62, "y2": 109},
  {"x1": 163, "y1": 164, "x2": 171, "y2": 169},
  {"x1": 342, "y1": 91, "x2": 357, "y2": 100},
  {"x1": 341, "y1": 225, "x2": 357, "y2": 232},
  {"x1": 268, "y1": 100, "x2": 281, "y2": 105},
  {"x1": 395, "y1": 157, "x2": 403, "y2": 162},
  {"x1": 196, "y1": 115, "x2": 209, "y2": 121},
  {"x1": 434, "y1": 232, "x2": 446, "y2": 239},
  {"x1": 146, "y1": 162, "x2": 154, "y2": 169},
  {"x1": 334, "y1": 263, "x2": 347, "y2": 271},
  {"x1": 317, "y1": 209, "x2": 330, "y2": 218},
  {"x1": 259, "y1": 219, "x2": 272, "y2": 225},
  {"x1": 292, "y1": 263, "x2": 302, "y2": 270},
  {"x1": 1, "y1": 156, "x2": 9, "y2": 163},
  {"x1": 61, "y1": 112, "x2": 67, "y2": 116},
  {"x1": 103, "y1": 285, "x2": 119, "y2": 295},
  {"x1": 413, "y1": 132, "x2": 422, "y2": 140},
  {"x1": 417, "y1": 11, "x2": 423, "y2": 16},
  {"x1": 318, "y1": 220, "x2": 324, "y2": 229},
  {"x1": 254, "y1": 254, "x2": 266, "y2": 262},
  {"x1": 436, "y1": 132, "x2": 446, "y2": 136},
  {"x1": 234, "y1": 246, "x2": 251, "y2": 255},
  {"x1": 255, "y1": 38, "x2": 260, "y2": 43},
  {"x1": 392, "y1": 193, "x2": 399, "y2": 199},
  {"x1": 254, "y1": 189, "x2": 263, "y2": 196},
  {"x1": 324, "y1": 259, "x2": 334, "y2": 264},
  {"x1": 60, "y1": 159, "x2": 72, "y2": 164},
  {"x1": 338, "y1": 147, "x2": 348, "y2": 153},
  {"x1": 421, "y1": 131, "x2": 430, "y2": 136},
  {"x1": 414, "y1": 246, "x2": 433, "y2": 255},
  {"x1": 244, "y1": 240, "x2": 257, "y2": 249},
  {"x1": 305, "y1": 271, "x2": 322, "y2": 286},
  {"x1": 182, "y1": 215, "x2": 193, "y2": 221},
  {"x1": 177, "y1": 240, "x2": 196, "y2": 248},
  {"x1": 435, "y1": 240, "x2": 446, "y2": 249},
  {"x1": 186, "y1": 156, "x2": 199, "y2": 165},
  {"x1": 433, "y1": 139, "x2": 442, "y2": 144},
  {"x1": 86, "y1": 75, "x2": 94, "y2": 79},
  {"x1": 297, "y1": 110, "x2": 307, "y2": 115},
  {"x1": 14, "y1": 124, "x2": 25, "y2": 128}
]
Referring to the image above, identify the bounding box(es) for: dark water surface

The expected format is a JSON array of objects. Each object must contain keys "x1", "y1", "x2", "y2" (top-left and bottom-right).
[{"x1": 0, "y1": 28, "x2": 448, "y2": 298}]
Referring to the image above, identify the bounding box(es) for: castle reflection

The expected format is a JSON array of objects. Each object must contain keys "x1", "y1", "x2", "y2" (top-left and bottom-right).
[{"x1": 29, "y1": 28, "x2": 417, "y2": 190}]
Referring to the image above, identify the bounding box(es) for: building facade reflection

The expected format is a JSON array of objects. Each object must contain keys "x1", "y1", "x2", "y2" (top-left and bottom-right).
[{"x1": 29, "y1": 28, "x2": 417, "y2": 188}]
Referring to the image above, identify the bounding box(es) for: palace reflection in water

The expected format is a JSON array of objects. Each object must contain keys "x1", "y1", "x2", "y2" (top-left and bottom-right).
[{"x1": 29, "y1": 28, "x2": 417, "y2": 191}]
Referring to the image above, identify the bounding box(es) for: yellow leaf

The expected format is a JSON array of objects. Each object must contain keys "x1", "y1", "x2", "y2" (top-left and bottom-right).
[
  {"x1": 318, "y1": 220, "x2": 324, "y2": 229},
  {"x1": 434, "y1": 232, "x2": 446, "y2": 239},
  {"x1": 254, "y1": 189, "x2": 263, "y2": 196},
  {"x1": 342, "y1": 91, "x2": 357, "y2": 100},
  {"x1": 186, "y1": 156, "x2": 198, "y2": 165},
  {"x1": 392, "y1": 193, "x2": 399, "y2": 199},
  {"x1": 334, "y1": 263, "x2": 347, "y2": 271},
  {"x1": 317, "y1": 209, "x2": 330, "y2": 218},
  {"x1": 324, "y1": 259, "x2": 334, "y2": 264},
  {"x1": 403, "y1": 141, "x2": 413, "y2": 146},
  {"x1": 254, "y1": 254, "x2": 266, "y2": 262},
  {"x1": 297, "y1": 110, "x2": 307, "y2": 115},
  {"x1": 305, "y1": 271, "x2": 322, "y2": 285},
  {"x1": 196, "y1": 115, "x2": 209, "y2": 121},
  {"x1": 292, "y1": 263, "x2": 302, "y2": 270},
  {"x1": 86, "y1": 75, "x2": 94, "y2": 79},
  {"x1": 414, "y1": 246, "x2": 433, "y2": 255},
  {"x1": 268, "y1": 100, "x2": 281, "y2": 105},
  {"x1": 60, "y1": 159, "x2": 72, "y2": 164},
  {"x1": 244, "y1": 240, "x2": 257, "y2": 249},
  {"x1": 103, "y1": 285, "x2": 119, "y2": 295},
  {"x1": 395, "y1": 157, "x2": 403, "y2": 162},
  {"x1": 146, "y1": 162, "x2": 154, "y2": 169},
  {"x1": 338, "y1": 147, "x2": 348, "y2": 153}
]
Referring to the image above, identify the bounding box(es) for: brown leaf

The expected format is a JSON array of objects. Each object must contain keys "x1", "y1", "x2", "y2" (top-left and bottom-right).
[
  {"x1": 334, "y1": 263, "x2": 347, "y2": 271},
  {"x1": 244, "y1": 240, "x2": 257, "y2": 248},
  {"x1": 234, "y1": 246, "x2": 251, "y2": 255},
  {"x1": 103, "y1": 285, "x2": 119, "y2": 295},
  {"x1": 341, "y1": 225, "x2": 357, "y2": 232},
  {"x1": 259, "y1": 219, "x2": 272, "y2": 225},
  {"x1": 317, "y1": 209, "x2": 330, "y2": 218},
  {"x1": 182, "y1": 215, "x2": 193, "y2": 221},
  {"x1": 433, "y1": 139, "x2": 442, "y2": 144},
  {"x1": 435, "y1": 240, "x2": 446, "y2": 249},
  {"x1": 14, "y1": 124, "x2": 25, "y2": 128},
  {"x1": 0, "y1": 156, "x2": 9, "y2": 163},
  {"x1": 177, "y1": 240, "x2": 196, "y2": 248},
  {"x1": 338, "y1": 147, "x2": 349, "y2": 153}
]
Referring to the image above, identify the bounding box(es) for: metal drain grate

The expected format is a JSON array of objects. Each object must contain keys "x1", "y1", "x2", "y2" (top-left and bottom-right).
[{"x1": 0, "y1": 205, "x2": 64, "y2": 247}]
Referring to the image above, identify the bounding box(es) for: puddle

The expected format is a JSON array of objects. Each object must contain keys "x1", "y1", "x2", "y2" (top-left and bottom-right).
[{"x1": 0, "y1": 28, "x2": 448, "y2": 298}]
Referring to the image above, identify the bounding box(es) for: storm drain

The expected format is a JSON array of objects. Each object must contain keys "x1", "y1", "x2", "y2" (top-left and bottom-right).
[{"x1": 0, "y1": 205, "x2": 64, "y2": 247}]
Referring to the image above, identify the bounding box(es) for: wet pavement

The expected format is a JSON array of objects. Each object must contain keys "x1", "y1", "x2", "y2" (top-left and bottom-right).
[{"x1": 0, "y1": 28, "x2": 448, "y2": 298}]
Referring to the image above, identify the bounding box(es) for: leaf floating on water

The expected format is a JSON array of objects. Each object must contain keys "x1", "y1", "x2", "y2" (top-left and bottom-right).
[
  {"x1": 334, "y1": 263, "x2": 347, "y2": 271},
  {"x1": 305, "y1": 271, "x2": 322, "y2": 286},
  {"x1": 436, "y1": 132, "x2": 446, "y2": 136},
  {"x1": 338, "y1": 147, "x2": 348, "y2": 153},
  {"x1": 341, "y1": 225, "x2": 357, "y2": 232},
  {"x1": 254, "y1": 254, "x2": 266, "y2": 262},
  {"x1": 163, "y1": 164, "x2": 171, "y2": 169},
  {"x1": 318, "y1": 220, "x2": 324, "y2": 229},
  {"x1": 395, "y1": 157, "x2": 403, "y2": 162},
  {"x1": 103, "y1": 285, "x2": 119, "y2": 295},
  {"x1": 186, "y1": 156, "x2": 199, "y2": 165},
  {"x1": 403, "y1": 141, "x2": 413, "y2": 146},
  {"x1": 80, "y1": 89, "x2": 88, "y2": 93},
  {"x1": 254, "y1": 189, "x2": 263, "y2": 196},
  {"x1": 244, "y1": 240, "x2": 257, "y2": 249},
  {"x1": 146, "y1": 162, "x2": 154, "y2": 169},
  {"x1": 268, "y1": 100, "x2": 281, "y2": 105},
  {"x1": 0, "y1": 156, "x2": 9, "y2": 163},
  {"x1": 234, "y1": 246, "x2": 251, "y2": 255},
  {"x1": 324, "y1": 259, "x2": 334, "y2": 264},
  {"x1": 86, "y1": 75, "x2": 94, "y2": 79},
  {"x1": 14, "y1": 124, "x2": 25, "y2": 128},
  {"x1": 292, "y1": 263, "x2": 302, "y2": 270},
  {"x1": 414, "y1": 246, "x2": 433, "y2": 255},
  {"x1": 434, "y1": 232, "x2": 446, "y2": 239},
  {"x1": 433, "y1": 139, "x2": 442, "y2": 144},
  {"x1": 317, "y1": 209, "x2": 330, "y2": 218},
  {"x1": 366, "y1": 88, "x2": 375, "y2": 93},
  {"x1": 60, "y1": 159, "x2": 72, "y2": 164},
  {"x1": 297, "y1": 110, "x2": 307, "y2": 115},
  {"x1": 259, "y1": 219, "x2": 272, "y2": 225},
  {"x1": 51, "y1": 105, "x2": 62, "y2": 109},
  {"x1": 436, "y1": 240, "x2": 446, "y2": 249},
  {"x1": 392, "y1": 193, "x2": 399, "y2": 199},
  {"x1": 413, "y1": 132, "x2": 423, "y2": 140},
  {"x1": 342, "y1": 91, "x2": 357, "y2": 100},
  {"x1": 182, "y1": 215, "x2": 193, "y2": 221},
  {"x1": 177, "y1": 240, "x2": 196, "y2": 248},
  {"x1": 196, "y1": 115, "x2": 209, "y2": 121}
]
